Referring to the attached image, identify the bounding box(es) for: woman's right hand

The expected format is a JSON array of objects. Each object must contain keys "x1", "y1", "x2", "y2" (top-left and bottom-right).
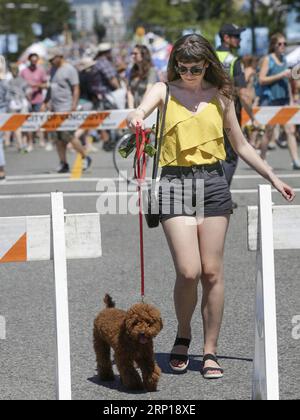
[{"x1": 126, "y1": 111, "x2": 145, "y2": 132}]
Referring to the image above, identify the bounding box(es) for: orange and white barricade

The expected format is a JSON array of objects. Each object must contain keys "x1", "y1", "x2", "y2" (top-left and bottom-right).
[
  {"x1": 0, "y1": 193, "x2": 102, "y2": 400},
  {"x1": 242, "y1": 106, "x2": 300, "y2": 127},
  {"x1": 0, "y1": 110, "x2": 156, "y2": 132},
  {"x1": 248, "y1": 185, "x2": 300, "y2": 400},
  {"x1": 0, "y1": 108, "x2": 299, "y2": 132}
]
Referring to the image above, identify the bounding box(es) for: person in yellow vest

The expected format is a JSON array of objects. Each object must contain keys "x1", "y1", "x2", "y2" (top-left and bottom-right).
[
  {"x1": 216, "y1": 24, "x2": 258, "y2": 207},
  {"x1": 127, "y1": 34, "x2": 294, "y2": 379}
]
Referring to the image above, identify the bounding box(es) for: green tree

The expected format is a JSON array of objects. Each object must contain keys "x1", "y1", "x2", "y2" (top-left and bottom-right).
[
  {"x1": 0, "y1": 0, "x2": 71, "y2": 56},
  {"x1": 193, "y1": 0, "x2": 248, "y2": 43},
  {"x1": 130, "y1": 0, "x2": 197, "y2": 42},
  {"x1": 38, "y1": 0, "x2": 72, "y2": 39},
  {"x1": 130, "y1": 0, "x2": 300, "y2": 45},
  {"x1": 194, "y1": 0, "x2": 234, "y2": 20}
]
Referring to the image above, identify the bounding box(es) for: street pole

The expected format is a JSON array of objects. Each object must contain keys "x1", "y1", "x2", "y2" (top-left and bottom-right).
[
  {"x1": 5, "y1": 9, "x2": 13, "y2": 59},
  {"x1": 250, "y1": 0, "x2": 257, "y2": 55}
]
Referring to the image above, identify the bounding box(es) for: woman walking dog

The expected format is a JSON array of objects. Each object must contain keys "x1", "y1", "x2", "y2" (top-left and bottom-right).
[{"x1": 127, "y1": 35, "x2": 295, "y2": 379}]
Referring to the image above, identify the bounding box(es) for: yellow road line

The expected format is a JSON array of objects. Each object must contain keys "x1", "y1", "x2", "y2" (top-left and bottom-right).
[{"x1": 71, "y1": 154, "x2": 83, "y2": 179}]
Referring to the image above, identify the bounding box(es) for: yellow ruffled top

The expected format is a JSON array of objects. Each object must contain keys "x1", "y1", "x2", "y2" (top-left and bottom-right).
[{"x1": 159, "y1": 95, "x2": 226, "y2": 167}]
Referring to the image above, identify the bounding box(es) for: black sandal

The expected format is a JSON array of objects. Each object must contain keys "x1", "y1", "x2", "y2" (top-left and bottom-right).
[
  {"x1": 169, "y1": 336, "x2": 191, "y2": 373},
  {"x1": 202, "y1": 354, "x2": 224, "y2": 379}
]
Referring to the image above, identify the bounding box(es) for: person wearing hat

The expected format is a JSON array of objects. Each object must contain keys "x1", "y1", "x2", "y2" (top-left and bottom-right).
[
  {"x1": 216, "y1": 24, "x2": 259, "y2": 207},
  {"x1": 217, "y1": 24, "x2": 246, "y2": 78},
  {"x1": 89, "y1": 43, "x2": 120, "y2": 151},
  {"x1": 90, "y1": 43, "x2": 120, "y2": 101},
  {"x1": 0, "y1": 55, "x2": 10, "y2": 180},
  {"x1": 77, "y1": 57, "x2": 96, "y2": 110},
  {"x1": 42, "y1": 48, "x2": 92, "y2": 173}
]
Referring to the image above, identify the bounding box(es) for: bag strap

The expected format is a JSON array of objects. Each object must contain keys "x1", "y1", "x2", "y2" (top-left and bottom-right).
[{"x1": 152, "y1": 83, "x2": 169, "y2": 181}]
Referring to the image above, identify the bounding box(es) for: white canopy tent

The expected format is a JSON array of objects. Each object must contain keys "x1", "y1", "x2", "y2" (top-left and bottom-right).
[{"x1": 286, "y1": 46, "x2": 300, "y2": 68}]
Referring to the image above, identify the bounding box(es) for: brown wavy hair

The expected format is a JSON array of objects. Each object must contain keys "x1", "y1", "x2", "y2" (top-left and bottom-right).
[
  {"x1": 129, "y1": 45, "x2": 153, "y2": 81},
  {"x1": 167, "y1": 34, "x2": 233, "y2": 99},
  {"x1": 269, "y1": 33, "x2": 286, "y2": 53}
]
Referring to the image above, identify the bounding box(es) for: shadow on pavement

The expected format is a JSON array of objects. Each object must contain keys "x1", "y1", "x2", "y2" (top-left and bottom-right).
[
  {"x1": 87, "y1": 353, "x2": 253, "y2": 393},
  {"x1": 155, "y1": 353, "x2": 253, "y2": 374},
  {"x1": 87, "y1": 375, "x2": 151, "y2": 395}
]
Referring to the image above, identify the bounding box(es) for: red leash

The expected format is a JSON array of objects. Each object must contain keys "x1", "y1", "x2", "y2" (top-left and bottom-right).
[{"x1": 134, "y1": 125, "x2": 151, "y2": 300}]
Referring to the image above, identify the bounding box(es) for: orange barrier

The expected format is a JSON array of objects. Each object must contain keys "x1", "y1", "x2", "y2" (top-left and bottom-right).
[
  {"x1": 0, "y1": 233, "x2": 27, "y2": 263},
  {"x1": 0, "y1": 110, "x2": 156, "y2": 132},
  {"x1": 242, "y1": 106, "x2": 300, "y2": 127},
  {"x1": 0, "y1": 108, "x2": 299, "y2": 132}
]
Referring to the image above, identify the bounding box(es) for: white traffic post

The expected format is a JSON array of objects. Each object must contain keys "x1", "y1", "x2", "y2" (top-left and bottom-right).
[
  {"x1": 0, "y1": 316, "x2": 5, "y2": 340},
  {"x1": 252, "y1": 185, "x2": 279, "y2": 400},
  {"x1": 51, "y1": 192, "x2": 72, "y2": 401}
]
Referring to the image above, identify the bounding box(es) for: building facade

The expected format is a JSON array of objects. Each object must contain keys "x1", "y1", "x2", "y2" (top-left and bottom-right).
[{"x1": 71, "y1": 0, "x2": 137, "y2": 42}]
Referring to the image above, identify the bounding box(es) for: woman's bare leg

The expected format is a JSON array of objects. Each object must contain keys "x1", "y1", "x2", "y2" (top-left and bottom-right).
[
  {"x1": 15, "y1": 128, "x2": 25, "y2": 151},
  {"x1": 198, "y1": 215, "x2": 230, "y2": 372},
  {"x1": 162, "y1": 216, "x2": 202, "y2": 367},
  {"x1": 284, "y1": 124, "x2": 300, "y2": 164},
  {"x1": 260, "y1": 125, "x2": 274, "y2": 160},
  {"x1": 0, "y1": 133, "x2": 5, "y2": 177}
]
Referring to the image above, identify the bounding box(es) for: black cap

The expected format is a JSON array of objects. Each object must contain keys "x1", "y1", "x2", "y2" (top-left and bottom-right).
[{"x1": 219, "y1": 23, "x2": 246, "y2": 37}]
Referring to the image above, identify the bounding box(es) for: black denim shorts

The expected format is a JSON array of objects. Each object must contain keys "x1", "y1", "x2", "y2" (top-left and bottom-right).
[
  {"x1": 52, "y1": 131, "x2": 74, "y2": 144},
  {"x1": 159, "y1": 161, "x2": 233, "y2": 222}
]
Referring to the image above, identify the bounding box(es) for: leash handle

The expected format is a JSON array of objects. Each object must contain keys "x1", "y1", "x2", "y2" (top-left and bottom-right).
[
  {"x1": 135, "y1": 124, "x2": 148, "y2": 300},
  {"x1": 135, "y1": 125, "x2": 149, "y2": 183}
]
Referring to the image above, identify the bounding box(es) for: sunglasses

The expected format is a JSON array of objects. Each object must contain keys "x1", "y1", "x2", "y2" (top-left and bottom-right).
[
  {"x1": 277, "y1": 42, "x2": 287, "y2": 47},
  {"x1": 175, "y1": 65, "x2": 205, "y2": 76}
]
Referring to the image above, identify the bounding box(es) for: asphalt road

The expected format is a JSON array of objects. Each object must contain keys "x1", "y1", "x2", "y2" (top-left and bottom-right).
[{"x1": 0, "y1": 141, "x2": 299, "y2": 400}]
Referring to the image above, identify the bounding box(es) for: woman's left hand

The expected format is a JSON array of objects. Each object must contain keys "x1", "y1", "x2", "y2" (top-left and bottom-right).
[{"x1": 272, "y1": 178, "x2": 296, "y2": 202}]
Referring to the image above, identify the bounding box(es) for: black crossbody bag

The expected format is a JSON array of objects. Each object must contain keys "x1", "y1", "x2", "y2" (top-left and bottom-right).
[{"x1": 143, "y1": 83, "x2": 169, "y2": 228}]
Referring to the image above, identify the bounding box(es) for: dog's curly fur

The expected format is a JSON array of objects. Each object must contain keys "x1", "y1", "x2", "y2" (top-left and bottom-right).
[{"x1": 93, "y1": 295, "x2": 163, "y2": 392}]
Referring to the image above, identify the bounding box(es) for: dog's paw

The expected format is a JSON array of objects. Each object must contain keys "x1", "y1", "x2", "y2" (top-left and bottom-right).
[
  {"x1": 144, "y1": 371, "x2": 161, "y2": 392},
  {"x1": 144, "y1": 377, "x2": 160, "y2": 392}
]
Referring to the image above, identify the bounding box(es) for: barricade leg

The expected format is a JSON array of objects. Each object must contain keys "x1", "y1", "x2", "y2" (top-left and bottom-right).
[
  {"x1": 51, "y1": 192, "x2": 72, "y2": 401},
  {"x1": 252, "y1": 185, "x2": 279, "y2": 400},
  {"x1": 0, "y1": 315, "x2": 6, "y2": 340}
]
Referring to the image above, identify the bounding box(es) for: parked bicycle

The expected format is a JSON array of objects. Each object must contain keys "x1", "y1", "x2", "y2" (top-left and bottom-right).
[{"x1": 113, "y1": 129, "x2": 156, "y2": 185}]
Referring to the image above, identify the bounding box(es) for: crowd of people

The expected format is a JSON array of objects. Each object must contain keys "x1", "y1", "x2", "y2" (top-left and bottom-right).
[
  {"x1": 241, "y1": 32, "x2": 300, "y2": 170},
  {"x1": 0, "y1": 40, "x2": 163, "y2": 179},
  {"x1": 0, "y1": 28, "x2": 300, "y2": 181}
]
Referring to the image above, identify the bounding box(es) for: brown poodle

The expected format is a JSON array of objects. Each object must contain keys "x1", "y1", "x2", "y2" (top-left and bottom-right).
[{"x1": 93, "y1": 295, "x2": 163, "y2": 392}]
